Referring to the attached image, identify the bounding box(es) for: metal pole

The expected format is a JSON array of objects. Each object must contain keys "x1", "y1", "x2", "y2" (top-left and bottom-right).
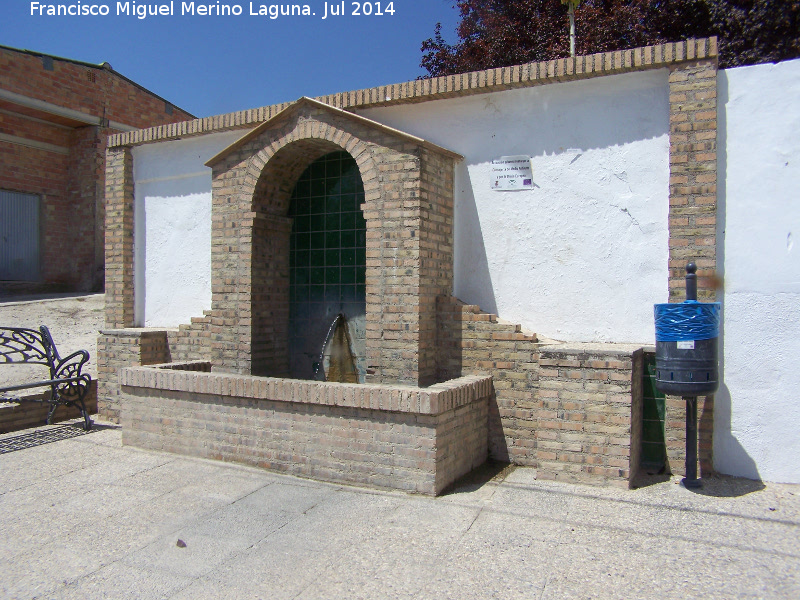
[
  {"x1": 685, "y1": 261, "x2": 697, "y2": 301},
  {"x1": 683, "y1": 395, "x2": 701, "y2": 488},
  {"x1": 682, "y1": 262, "x2": 701, "y2": 488}
]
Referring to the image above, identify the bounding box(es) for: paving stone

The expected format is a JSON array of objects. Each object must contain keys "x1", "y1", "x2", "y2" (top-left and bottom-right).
[{"x1": 1, "y1": 425, "x2": 798, "y2": 600}]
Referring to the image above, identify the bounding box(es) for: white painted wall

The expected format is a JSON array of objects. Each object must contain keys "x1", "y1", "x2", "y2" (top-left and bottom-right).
[
  {"x1": 129, "y1": 61, "x2": 800, "y2": 483},
  {"x1": 133, "y1": 130, "x2": 245, "y2": 327},
  {"x1": 360, "y1": 70, "x2": 670, "y2": 343},
  {"x1": 715, "y1": 60, "x2": 800, "y2": 483}
]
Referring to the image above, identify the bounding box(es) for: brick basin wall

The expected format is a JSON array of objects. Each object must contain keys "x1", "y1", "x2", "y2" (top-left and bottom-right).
[
  {"x1": 97, "y1": 329, "x2": 171, "y2": 423},
  {"x1": 100, "y1": 305, "x2": 687, "y2": 489},
  {"x1": 119, "y1": 364, "x2": 491, "y2": 495},
  {"x1": 99, "y1": 305, "x2": 702, "y2": 489}
]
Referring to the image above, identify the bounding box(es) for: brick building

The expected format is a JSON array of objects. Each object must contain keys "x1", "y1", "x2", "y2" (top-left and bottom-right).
[{"x1": 0, "y1": 45, "x2": 193, "y2": 293}]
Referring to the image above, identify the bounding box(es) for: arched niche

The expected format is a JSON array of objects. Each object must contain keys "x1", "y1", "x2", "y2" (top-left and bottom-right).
[{"x1": 204, "y1": 97, "x2": 461, "y2": 385}]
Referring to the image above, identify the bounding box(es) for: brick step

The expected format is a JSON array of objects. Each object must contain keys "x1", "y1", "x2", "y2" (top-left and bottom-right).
[{"x1": 437, "y1": 295, "x2": 537, "y2": 342}]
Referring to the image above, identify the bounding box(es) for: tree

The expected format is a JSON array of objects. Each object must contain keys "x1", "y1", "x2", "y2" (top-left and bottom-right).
[
  {"x1": 705, "y1": 1, "x2": 800, "y2": 67},
  {"x1": 420, "y1": 0, "x2": 800, "y2": 76}
]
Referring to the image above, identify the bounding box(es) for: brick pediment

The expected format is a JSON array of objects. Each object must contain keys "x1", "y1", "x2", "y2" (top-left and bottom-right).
[{"x1": 205, "y1": 96, "x2": 461, "y2": 170}]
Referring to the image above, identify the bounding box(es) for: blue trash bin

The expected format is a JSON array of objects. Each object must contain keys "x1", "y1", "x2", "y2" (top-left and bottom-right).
[{"x1": 653, "y1": 300, "x2": 720, "y2": 396}]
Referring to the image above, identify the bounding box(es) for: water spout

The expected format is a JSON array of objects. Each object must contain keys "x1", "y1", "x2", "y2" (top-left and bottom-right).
[
  {"x1": 312, "y1": 313, "x2": 358, "y2": 383},
  {"x1": 312, "y1": 314, "x2": 341, "y2": 380}
]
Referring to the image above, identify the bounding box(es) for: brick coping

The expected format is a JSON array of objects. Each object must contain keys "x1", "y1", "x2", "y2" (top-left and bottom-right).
[
  {"x1": 120, "y1": 362, "x2": 492, "y2": 416},
  {"x1": 107, "y1": 38, "x2": 717, "y2": 149},
  {"x1": 100, "y1": 328, "x2": 179, "y2": 338},
  {"x1": 538, "y1": 342, "x2": 654, "y2": 355}
]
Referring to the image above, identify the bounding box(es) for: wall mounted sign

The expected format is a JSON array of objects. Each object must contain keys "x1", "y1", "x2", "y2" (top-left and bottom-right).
[{"x1": 491, "y1": 156, "x2": 533, "y2": 191}]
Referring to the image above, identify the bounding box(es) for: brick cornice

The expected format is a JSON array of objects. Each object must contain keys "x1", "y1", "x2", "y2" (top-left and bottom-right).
[{"x1": 108, "y1": 37, "x2": 718, "y2": 149}]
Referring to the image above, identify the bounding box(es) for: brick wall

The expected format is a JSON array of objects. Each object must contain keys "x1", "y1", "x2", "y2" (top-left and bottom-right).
[
  {"x1": 99, "y1": 38, "x2": 720, "y2": 487},
  {"x1": 120, "y1": 365, "x2": 491, "y2": 495},
  {"x1": 99, "y1": 296, "x2": 650, "y2": 489},
  {"x1": 96, "y1": 329, "x2": 170, "y2": 422},
  {"x1": 0, "y1": 46, "x2": 193, "y2": 292},
  {"x1": 67, "y1": 125, "x2": 107, "y2": 290},
  {"x1": 438, "y1": 295, "x2": 713, "y2": 484},
  {"x1": 0, "y1": 382, "x2": 97, "y2": 434},
  {"x1": 534, "y1": 349, "x2": 635, "y2": 485},
  {"x1": 435, "y1": 296, "x2": 539, "y2": 460},
  {"x1": 0, "y1": 47, "x2": 192, "y2": 139},
  {"x1": 108, "y1": 39, "x2": 719, "y2": 149},
  {"x1": 436, "y1": 296, "x2": 638, "y2": 487}
]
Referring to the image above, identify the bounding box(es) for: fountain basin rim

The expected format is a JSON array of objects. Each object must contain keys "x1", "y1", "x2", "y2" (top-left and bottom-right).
[{"x1": 119, "y1": 361, "x2": 492, "y2": 416}]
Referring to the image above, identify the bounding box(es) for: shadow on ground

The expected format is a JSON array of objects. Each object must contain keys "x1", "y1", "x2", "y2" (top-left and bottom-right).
[
  {"x1": 685, "y1": 473, "x2": 767, "y2": 498},
  {"x1": 442, "y1": 459, "x2": 516, "y2": 496},
  {"x1": 0, "y1": 421, "x2": 118, "y2": 454},
  {"x1": 633, "y1": 470, "x2": 766, "y2": 498}
]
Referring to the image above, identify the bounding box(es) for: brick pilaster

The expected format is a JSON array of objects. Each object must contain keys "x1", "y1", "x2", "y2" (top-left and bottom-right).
[
  {"x1": 104, "y1": 147, "x2": 135, "y2": 328},
  {"x1": 667, "y1": 40, "x2": 719, "y2": 302},
  {"x1": 665, "y1": 42, "x2": 718, "y2": 477}
]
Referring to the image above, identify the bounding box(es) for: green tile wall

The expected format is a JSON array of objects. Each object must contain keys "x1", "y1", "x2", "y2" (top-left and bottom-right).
[
  {"x1": 641, "y1": 352, "x2": 668, "y2": 471},
  {"x1": 288, "y1": 151, "x2": 366, "y2": 380}
]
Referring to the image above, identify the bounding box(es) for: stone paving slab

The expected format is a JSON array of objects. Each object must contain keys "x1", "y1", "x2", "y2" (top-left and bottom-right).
[{"x1": 1, "y1": 419, "x2": 798, "y2": 600}]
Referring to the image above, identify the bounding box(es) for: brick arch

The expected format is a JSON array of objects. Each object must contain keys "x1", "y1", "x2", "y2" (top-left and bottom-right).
[
  {"x1": 237, "y1": 116, "x2": 386, "y2": 377},
  {"x1": 250, "y1": 139, "x2": 339, "y2": 217},
  {"x1": 242, "y1": 123, "x2": 381, "y2": 219}
]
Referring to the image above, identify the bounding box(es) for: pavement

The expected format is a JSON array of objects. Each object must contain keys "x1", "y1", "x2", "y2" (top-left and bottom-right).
[{"x1": 1, "y1": 420, "x2": 798, "y2": 600}]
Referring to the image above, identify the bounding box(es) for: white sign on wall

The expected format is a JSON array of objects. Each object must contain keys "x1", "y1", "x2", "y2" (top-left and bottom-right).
[{"x1": 491, "y1": 155, "x2": 533, "y2": 191}]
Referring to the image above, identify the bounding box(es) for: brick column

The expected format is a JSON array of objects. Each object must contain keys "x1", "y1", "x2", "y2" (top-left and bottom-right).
[
  {"x1": 104, "y1": 146, "x2": 135, "y2": 328},
  {"x1": 362, "y1": 146, "x2": 427, "y2": 386},
  {"x1": 250, "y1": 213, "x2": 293, "y2": 376},
  {"x1": 665, "y1": 43, "x2": 718, "y2": 476},
  {"x1": 667, "y1": 43, "x2": 718, "y2": 302},
  {"x1": 417, "y1": 148, "x2": 456, "y2": 385}
]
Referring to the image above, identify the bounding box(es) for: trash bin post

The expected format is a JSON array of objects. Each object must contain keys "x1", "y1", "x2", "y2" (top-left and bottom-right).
[
  {"x1": 683, "y1": 263, "x2": 700, "y2": 488},
  {"x1": 654, "y1": 261, "x2": 719, "y2": 489}
]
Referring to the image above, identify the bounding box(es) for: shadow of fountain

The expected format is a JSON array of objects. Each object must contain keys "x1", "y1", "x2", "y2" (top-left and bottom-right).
[{"x1": 441, "y1": 459, "x2": 516, "y2": 496}]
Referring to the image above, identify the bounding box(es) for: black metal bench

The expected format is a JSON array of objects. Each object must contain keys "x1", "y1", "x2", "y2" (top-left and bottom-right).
[{"x1": 0, "y1": 326, "x2": 92, "y2": 431}]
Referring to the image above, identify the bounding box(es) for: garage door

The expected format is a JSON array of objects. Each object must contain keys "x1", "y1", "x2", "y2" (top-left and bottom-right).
[{"x1": 0, "y1": 190, "x2": 40, "y2": 281}]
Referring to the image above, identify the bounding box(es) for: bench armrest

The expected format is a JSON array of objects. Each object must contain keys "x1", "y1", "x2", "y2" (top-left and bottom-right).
[{"x1": 51, "y1": 349, "x2": 90, "y2": 381}]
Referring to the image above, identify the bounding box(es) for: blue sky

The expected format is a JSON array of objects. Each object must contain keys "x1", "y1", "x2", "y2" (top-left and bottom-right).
[{"x1": 4, "y1": 0, "x2": 460, "y2": 117}]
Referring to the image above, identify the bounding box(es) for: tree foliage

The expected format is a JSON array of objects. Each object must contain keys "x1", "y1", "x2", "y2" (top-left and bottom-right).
[{"x1": 420, "y1": 0, "x2": 800, "y2": 76}]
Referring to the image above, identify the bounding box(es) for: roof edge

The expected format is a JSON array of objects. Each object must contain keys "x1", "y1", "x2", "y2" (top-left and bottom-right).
[{"x1": 0, "y1": 44, "x2": 196, "y2": 120}]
